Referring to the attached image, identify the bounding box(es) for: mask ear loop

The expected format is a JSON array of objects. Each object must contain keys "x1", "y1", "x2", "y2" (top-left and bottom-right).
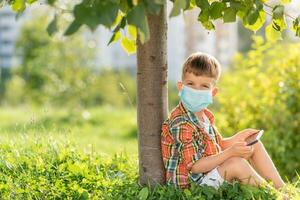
[
  {"x1": 200, "y1": 113, "x2": 221, "y2": 153},
  {"x1": 211, "y1": 125, "x2": 223, "y2": 153}
]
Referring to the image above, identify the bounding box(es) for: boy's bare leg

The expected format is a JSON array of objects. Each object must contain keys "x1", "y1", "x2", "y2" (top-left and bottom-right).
[
  {"x1": 248, "y1": 141, "x2": 285, "y2": 189},
  {"x1": 217, "y1": 157, "x2": 266, "y2": 186}
]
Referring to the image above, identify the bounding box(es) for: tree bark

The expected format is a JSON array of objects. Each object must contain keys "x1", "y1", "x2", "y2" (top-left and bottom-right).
[{"x1": 136, "y1": 3, "x2": 168, "y2": 187}]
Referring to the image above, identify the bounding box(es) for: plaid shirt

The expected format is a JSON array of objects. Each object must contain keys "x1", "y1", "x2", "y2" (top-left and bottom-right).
[{"x1": 161, "y1": 101, "x2": 223, "y2": 189}]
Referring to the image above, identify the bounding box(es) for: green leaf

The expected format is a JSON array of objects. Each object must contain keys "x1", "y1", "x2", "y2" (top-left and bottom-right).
[
  {"x1": 201, "y1": 20, "x2": 215, "y2": 30},
  {"x1": 128, "y1": 25, "x2": 137, "y2": 40},
  {"x1": 112, "y1": 16, "x2": 126, "y2": 33},
  {"x1": 198, "y1": 9, "x2": 209, "y2": 22},
  {"x1": 70, "y1": 1, "x2": 118, "y2": 31},
  {"x1": 12, "y1": 0, "x2": 25, "y2": 12},
  {"x1": 230, "y1": 1, "x2": 241, "y2": 10},
  {"x1": 246, "y1": 8, "x2": 259, "y2": 25},
  {"x1": 223, "y1": 7, "x2": 237, "y2": 23},
  {"x1": 209, "y1": 2, "x2": 224, "y2": 20},
  {"x1": 236, "y1": 3, "x2": 248, "y2": 19},
  {"x1": 26, "y1": 0, "x2": 36, "y2": 4},
  {"x1": 272, "y1": 5, "x2": 284, "y2": 19},
  {"x1": 47, "y1": 0, "x2": 55, "y2": 5},
  {"x1": 195, "y1": 0, "x2": 209, "y2": 10},
  {"x1": 292, "y1": 15, "x2": 300, "y2": 37},
  {"x1": 138, "y1": 187, "x2": 149, "y2": 200},
  {"x1": 265, "y1": 23, "x2": 282, "y2": 42},
  {"x1": 72, "y1": 3, "x2": 97, "y2": 30},
  {"x1": 107, "y1": 31, "x2": 121, "y2": 46},
  {"x1": 273, "y1": 18, "x2": 286, "y2": 31},
  {"x1": 244, "y1": 10, "x2": 265, "y2": 33},
  {"x1": 79, "y1": 191, "x2": 89, "y2": 200},
  {"x1": 46, "y1": 15, "x2": 58, "y2": 36},
  {"x1": 127, "y1": 4, "x2": 150, "y2": 43},
  {"x1": 184, "y1": 189, "x2": 192, "y2": 196},
  {"x1": 271, "y1": 5, "x2": 286, "y2": 31},
  {"x1": 121, "y1": 37, "x2": 136, "y2": 55},
  {"x1": 95, "y1": 1, "x2": 119, "y2": 27},
  {"x1": 198, "y1": 9, "x2": 215, "y2": 30},
  {"x1": 64, "y1": 21, "x2": 82, "y2": 36},
  {"x1": 170, "y1": 0, "x2": 187, "y2": 17},
  {"x1": 120, "y1": 0, "x2": 130, "y2": 13},
  {"x1": 189, "y1": 0, "x2": 197, "y2": 8}
]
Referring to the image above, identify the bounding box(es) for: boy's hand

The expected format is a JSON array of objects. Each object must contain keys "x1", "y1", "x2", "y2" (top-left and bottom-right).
[
  {"x1": 233, "y1": 129, "x2": 260, "y2": 143},
  {"x1": 228, "y1": 141, "x2": 254, "y2": 159}
]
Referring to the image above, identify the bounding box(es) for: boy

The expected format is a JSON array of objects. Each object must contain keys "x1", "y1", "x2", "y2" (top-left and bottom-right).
[{"x1": 161, "y1": 52, "x2": 286, "y2": 190}]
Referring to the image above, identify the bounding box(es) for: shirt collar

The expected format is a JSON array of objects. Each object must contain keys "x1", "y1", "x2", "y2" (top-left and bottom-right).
[{"x1": 178, "y1": 101, "x2": 215, "y2": 129}]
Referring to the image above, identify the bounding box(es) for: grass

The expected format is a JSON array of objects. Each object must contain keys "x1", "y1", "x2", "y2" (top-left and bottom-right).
[
  {"x1": 0, "y1": 105, "x2": 138, "y2": 157},
  {"x1": 0, "y1": 105, "x2": 299, "y2": 199},
  {"x1": 0, "y1": 138, "x2": 299, "y2": 199}
]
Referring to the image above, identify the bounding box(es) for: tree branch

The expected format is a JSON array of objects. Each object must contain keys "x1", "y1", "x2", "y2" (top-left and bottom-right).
[{"x1": 263, "y1": 2, "x2": 296, "y2": 20}]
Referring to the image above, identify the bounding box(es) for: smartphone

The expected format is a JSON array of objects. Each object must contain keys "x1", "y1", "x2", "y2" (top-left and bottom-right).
[{"x1": 246, "y1": 130, "x2": 264, "y2": 146}]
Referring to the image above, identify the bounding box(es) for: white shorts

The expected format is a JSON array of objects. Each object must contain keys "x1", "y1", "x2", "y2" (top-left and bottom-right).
[{"x1": 199, "y1": 167, "x2": 224, "y2": 189}]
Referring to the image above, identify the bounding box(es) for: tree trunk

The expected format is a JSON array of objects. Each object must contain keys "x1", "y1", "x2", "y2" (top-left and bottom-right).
[{"x1": 136, "y1": 3, "x2": 168, "y2": 187}]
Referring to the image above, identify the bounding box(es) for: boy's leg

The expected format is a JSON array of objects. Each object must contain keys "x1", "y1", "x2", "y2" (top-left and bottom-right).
[
  {"x1": 248, "y1": 141, "x2": 285, "y2": 189},
  {"x1": 217, "y1": 157, "x2": 266, "y2": 186}
]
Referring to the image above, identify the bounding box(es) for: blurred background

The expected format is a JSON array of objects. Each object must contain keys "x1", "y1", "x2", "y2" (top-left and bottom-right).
[{"x1": 0, "y1": 1, "x2": 299, "y2": 182}]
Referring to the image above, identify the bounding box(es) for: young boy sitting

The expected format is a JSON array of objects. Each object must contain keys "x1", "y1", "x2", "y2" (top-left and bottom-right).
[{"x1": 160, "y1": 52, "x2": 286, "y2": 190}]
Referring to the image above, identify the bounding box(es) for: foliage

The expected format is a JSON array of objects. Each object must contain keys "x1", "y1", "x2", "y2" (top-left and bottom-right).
[
  {"x1": 213, "y1": 36, "x2": 300, "y2": 180},
  {"x1": 0, "y1": 139, "x2": 299, "y2": 199},
  {"x1": 3, "y1": 16, "x2": 136, "y2": 108},
  {"x1": 1, "y1": 0, "x2": 299, "y2": 54}
]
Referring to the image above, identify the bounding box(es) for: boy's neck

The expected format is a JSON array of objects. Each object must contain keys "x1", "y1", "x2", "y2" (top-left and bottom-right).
[{"x1": 195, "y1": 109, "x2": 205, "y2": 119}]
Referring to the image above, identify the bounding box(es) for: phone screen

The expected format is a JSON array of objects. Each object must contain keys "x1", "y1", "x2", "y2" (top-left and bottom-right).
[{"x1": 246, "y1": 130, "x2": 264, "y2": 146}]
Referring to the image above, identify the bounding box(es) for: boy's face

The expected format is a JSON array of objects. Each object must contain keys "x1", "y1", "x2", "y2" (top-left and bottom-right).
[{"x1": 177, "y1": 72, "x2": 218, "y2": 97}]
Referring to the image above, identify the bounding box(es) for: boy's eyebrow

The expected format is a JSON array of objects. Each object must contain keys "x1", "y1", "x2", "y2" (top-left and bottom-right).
[{"x1": 201, "y1": 83, "x2": 210, "y2": 86}]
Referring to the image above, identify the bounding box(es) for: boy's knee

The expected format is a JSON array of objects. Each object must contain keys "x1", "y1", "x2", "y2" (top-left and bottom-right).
[
  {"x1": 218, "y1": 157, "x2": 244, "y2": 181},
  {"x1": 219, "y1": 157, "x2": 247, "y2": 176},
  {"x1": 226, "y1": 157, "x2": 246, "y2": 166},
  {"x1": 225, "y1": 157, "x2": 249, "y2": 173}
]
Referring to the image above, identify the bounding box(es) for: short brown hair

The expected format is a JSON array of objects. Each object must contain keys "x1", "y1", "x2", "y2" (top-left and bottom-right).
[{"x1": 181, "y1": 52, "x2": 221, "y2": 83}]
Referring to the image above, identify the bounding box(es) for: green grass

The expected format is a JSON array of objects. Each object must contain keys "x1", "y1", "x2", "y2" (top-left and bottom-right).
[
  {"x1": 0, "y1": 139, "x2": 299, "y2": 199},
  {"x1": 0, "y1": 106, "x2": 299, "y2": 199},
  {"x1": 0, "y1": 105, "x2": 138, "y2": 157}
]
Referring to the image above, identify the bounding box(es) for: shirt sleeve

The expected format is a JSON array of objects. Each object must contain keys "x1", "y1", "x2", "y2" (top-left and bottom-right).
[{"x1": 170, "y1": 122, "x2": 205, "y2": 171}]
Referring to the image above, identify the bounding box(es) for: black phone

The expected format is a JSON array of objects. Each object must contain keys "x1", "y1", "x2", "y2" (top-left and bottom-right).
[{"x1": 246, "y1": 130, "x2": 264, "y2": 146}]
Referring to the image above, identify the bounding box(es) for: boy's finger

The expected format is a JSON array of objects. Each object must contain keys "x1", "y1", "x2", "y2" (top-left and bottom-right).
[
  {"x1": 237, "y1": 141, "x2": 247, "y2": 146},
  {"x1": 248, "y1": 129, "x2": 260, "y2": 134}
]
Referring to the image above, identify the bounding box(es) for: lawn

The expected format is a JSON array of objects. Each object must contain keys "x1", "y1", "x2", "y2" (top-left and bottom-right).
[
  {"x1": 0, "y1": 106, "x2": 299, "y2": 199},
  {"x1": 0, "y1": 105, "x2": 138, "y2": 157}
]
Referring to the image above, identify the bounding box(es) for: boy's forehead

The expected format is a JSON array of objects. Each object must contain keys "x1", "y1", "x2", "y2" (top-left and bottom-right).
[{"x1": 183, "y1": 72, "x2": 215, "y2": 85}]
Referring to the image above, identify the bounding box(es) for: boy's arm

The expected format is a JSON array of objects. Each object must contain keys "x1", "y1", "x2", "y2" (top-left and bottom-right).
[
  {"x1": 191, "y1": 148, "x2": 233, "y2": 174},
  {"x1": 191, "y1": 141, "x2": 253, "y2": 174}
]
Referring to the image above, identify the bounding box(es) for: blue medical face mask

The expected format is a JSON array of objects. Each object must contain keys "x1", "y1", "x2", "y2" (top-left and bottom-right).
[{"x1": 178, "y1": 84, "x2": 213, "y2": 113}]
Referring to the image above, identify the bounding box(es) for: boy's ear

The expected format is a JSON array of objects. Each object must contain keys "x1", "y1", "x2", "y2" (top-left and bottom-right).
[
  {"x1": 212, "y1": 87, "x2": 218, "y2": 97},
  {"x1": 177, "y1": 81, "x2": 183, "y2": 91}
]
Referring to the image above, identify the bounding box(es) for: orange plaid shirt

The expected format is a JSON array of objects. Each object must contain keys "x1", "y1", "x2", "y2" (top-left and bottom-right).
[{"x1": 161, "y1": 101, "x2": 223, "y2": 189}]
